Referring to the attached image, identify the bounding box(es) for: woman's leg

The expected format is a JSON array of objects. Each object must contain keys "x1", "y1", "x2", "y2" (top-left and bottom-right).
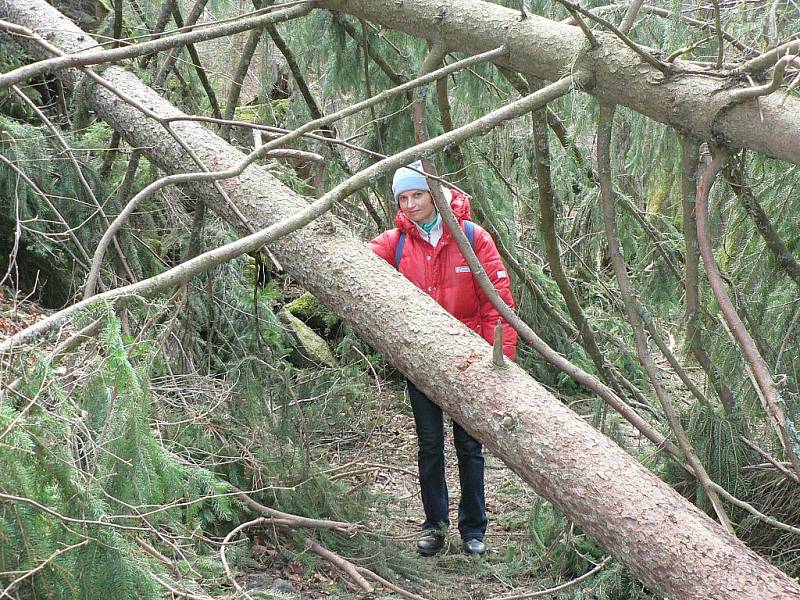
[
  {"x1": 408, "y1": 381, "x2": 449, "y2": 530},
  {"x1": 453, "y1": 420, "x2": 486, "y2": 541}
]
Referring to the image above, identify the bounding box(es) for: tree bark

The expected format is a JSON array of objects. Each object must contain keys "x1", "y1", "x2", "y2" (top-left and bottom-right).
[
  {"x1": 3, "y1": 1, "x2": 800, "y2": 598},
  {"x1": 316, "y1": 0, "x2": 800, "y2": 167}
]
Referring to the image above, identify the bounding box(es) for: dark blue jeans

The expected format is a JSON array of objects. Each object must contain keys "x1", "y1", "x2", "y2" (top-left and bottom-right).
[{"x1": 408, "y1": 381, "x2": 486, "y2": 541}]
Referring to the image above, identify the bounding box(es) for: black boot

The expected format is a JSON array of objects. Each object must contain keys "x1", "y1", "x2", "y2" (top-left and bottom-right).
[
  {"x1": 463, "y1": 538, "x2": 486, "y2": 556},
  {"x1": 417, "y1": 530, "x2": 445, "y2": 556}
]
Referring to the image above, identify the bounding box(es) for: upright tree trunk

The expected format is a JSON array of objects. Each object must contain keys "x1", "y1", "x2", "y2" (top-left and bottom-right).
[{"x1": 3, "y1": 1, "x2": 800, "y2": 598}]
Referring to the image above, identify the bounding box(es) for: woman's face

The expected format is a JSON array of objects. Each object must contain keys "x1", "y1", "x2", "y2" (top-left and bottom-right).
[{"x1": 397, "y1": 190, "x2": 436, "y2": 224}]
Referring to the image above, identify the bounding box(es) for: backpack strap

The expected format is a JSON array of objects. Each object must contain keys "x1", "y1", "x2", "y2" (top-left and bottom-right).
[
  {"x1": 394, "y1": 221, "x2": 475, "y2": 269},
  {"x1": 464, "y1": 220, "x2": 475, "y2": 248},
  {"x1": 394, "y1": 232, "x2": 407, "y2": 269}
]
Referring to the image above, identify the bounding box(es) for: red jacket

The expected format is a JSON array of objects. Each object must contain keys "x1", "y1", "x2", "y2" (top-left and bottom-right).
[{"x1": 369, "y1": 189, "x2": 517, "y2": 359}]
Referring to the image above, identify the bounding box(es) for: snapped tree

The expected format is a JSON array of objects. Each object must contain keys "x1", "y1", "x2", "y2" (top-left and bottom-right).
[{"x1": 1, "y1": 0, "x2": 800, "y2": 598}]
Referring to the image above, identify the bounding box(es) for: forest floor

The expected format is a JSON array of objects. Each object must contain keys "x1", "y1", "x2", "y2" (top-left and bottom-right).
[
  {"x1": 234, "y1": 384, "x2": 601, "y2": 600},
  {"x1": 0, "y1": 293, "x2": 615, "y2": 600}
]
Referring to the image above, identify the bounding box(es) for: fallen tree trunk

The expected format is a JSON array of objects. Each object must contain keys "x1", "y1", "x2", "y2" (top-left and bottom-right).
[
  {"x1": 2, "y1": 1, "x2": 799, "y2": 598},
  {"x1": 317, "y1": 0, "x2": 800, "y2": 167}
]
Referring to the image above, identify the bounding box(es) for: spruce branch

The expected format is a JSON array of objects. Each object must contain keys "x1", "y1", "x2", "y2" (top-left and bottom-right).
[
  {"x1": 0, "y1": 492, "x2": 155, "y2": 532},
  {"x1": 12, "y1": 85, "x2": 137, "y2": 284},
  {"x1": 2, "y1": 18, "x2": 259, "y2": 297},
  {"x1": 0, "y1": 539, "x2": 90, "y2": 599},
  {"x1": 0, "y1": 154, "x2": 93, "y2": 271}
]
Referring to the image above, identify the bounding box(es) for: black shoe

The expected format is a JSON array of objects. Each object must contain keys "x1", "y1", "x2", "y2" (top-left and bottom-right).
[
  {"x1": 417, "y1": 531, "x2": 445, "y2": 556},
  {"x1": 463, "y1": 538, "x2": 486, "y2": 556}
]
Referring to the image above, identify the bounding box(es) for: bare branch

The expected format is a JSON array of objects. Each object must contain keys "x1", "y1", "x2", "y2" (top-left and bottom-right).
[
  {"x1": 554, "y1": 0, "x2": 668, "y2": 73},
  {"x1": 0, "y1": 2, "x2": 314, "y2": 89},
  {"x1": 726, "y1": 54, "x2": 795, "y2": 107},
  {"x1": 679, "y1": 135, "x2": 736, "y2": 414},
  {"x1": 696, "y1": 147, "x2": 800, "y2": 479},
  {"x1": 737, "y1": 39, "x2": 800, "y2": 74},
  {"x1": 305, "y1": 539, "x2": 374, "y2": 593},
  {"x1": 618, "y1": 0, "x2": 644, "y2": 35},
  {"x1": 597, "y1": 104, "x2": 732, "y2": 533}
]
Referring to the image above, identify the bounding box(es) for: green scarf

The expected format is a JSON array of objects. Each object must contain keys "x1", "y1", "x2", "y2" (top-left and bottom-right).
[{"x1": 418, "y1": 211, "x2": 439, "y2": 233}]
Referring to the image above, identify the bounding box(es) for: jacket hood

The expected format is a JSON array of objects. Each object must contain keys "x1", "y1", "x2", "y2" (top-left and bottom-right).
[{"x1": 395, "y1": 187, "x2": 472, "y2": 234}]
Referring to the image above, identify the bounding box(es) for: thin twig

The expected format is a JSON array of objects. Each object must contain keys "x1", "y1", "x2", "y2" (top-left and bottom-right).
[
  {"x1": 709, "y1": 0, "x2": 724, "y2": 69},
  {"x1": 492, "y1": 556, "x2": 612, "y2": 599}
]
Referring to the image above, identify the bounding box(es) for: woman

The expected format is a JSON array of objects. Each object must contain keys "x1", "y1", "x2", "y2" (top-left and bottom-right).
[{"x1": 369, "y1": 161, "x2": 517, "y2": 556}]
